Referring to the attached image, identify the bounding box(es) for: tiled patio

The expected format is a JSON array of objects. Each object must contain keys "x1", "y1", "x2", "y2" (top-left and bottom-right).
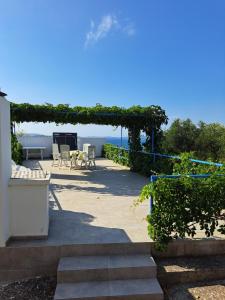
[{"x1": 10, "y1": 158, "x2": 150, "y2": 246}]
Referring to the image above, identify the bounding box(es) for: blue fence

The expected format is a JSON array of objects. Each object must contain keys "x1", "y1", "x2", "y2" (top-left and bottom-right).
[
  {"x1": 147, "y1": 152, "x2": 223, "y2": 167},
  {"x1": 113, "y1": 145, "x2": 224, "y2": 168}
]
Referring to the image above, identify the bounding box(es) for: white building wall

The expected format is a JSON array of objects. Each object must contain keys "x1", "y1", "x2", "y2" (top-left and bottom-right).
[
  {"x1": 0, "y1": 95, "x2": 11, "y2": 246},
  {"x1": 18, "y1": 135, "x2": 106, "y2": 158}
]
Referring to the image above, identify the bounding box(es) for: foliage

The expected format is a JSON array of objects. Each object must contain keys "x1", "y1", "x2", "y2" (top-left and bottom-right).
[
  {"x1": 103, "y1": 144, "x2": 130, "y2": 167},
  {"x1": 143, "y1": 128, "x2": 163, "y2": 153},
  {"x1": 139, "y1": 174, "x2": 225, "y2": 250},
  {"x1": 162, "y1": 119, "x2": 199, "y2": 154},
  {"x1": 128, "y1": 127, "x2": 142, "y2": 171},
  {"x1": 11, "y1": 102, "x2": 168, "y2": 170},
  {"x1": 172, "y1": 152, "x2": 224, "y2": 175},
  {"x1": 11, "y1": 134, "x2": 23, "y2": 165},
  {"x1": 195, "y1": 122, "x2": 225, "y2": 161},
  {"x1": 162, "y1": 119, "x2": 225, "y2": 162},
  {"x1": 103, "y1": 144, "x2": 173, "y2": 176},
  {"x1": 138, "y1": 152, "x2": 225, "y2": 250},
  {"x1": 11, "y1": 102, "x2": 168, "y2": 131}
]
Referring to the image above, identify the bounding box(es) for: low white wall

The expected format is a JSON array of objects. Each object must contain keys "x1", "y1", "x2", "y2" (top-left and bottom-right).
[
  {"x1": 18, "y1": 135, "x2": 53, "y2": 158},
  {"x1": 18, "y1": 135, "x2": 106, "y2": 158},
  {"x1": 0, "y1": 95, "x2": 11, "y2": 246},
  {"x1": 9, "y1": 176, "x2": 50, "y2": 238}
]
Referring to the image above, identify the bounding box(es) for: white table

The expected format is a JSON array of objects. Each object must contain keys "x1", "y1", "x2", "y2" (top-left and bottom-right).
[{"x1": 23, "y1": 147, "x2": 46, "y2": 160}]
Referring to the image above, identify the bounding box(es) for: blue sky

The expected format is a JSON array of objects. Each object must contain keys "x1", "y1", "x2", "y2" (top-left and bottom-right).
[{"x1": 1, "y1": 0, "x2": 225, "y2": 136}]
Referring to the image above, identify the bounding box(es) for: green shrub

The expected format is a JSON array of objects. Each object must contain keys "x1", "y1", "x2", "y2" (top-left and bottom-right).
[
  {"x1": 172, "y1": 152, "x2": 224, "y2": 175},
  {"x1": 140, "y1": 174, "x2": 225, "y2": 250},
  {"x1": 103, "y1": 144, "x2": 173, "y2": 177},
  {"x1": 11, "y1": 134, "x2": 23, "y2": 165},
  {"x1": 138, "y1": 152, "x2": 225, "y2": 250},
  {"x1": 103, "y1": 144, "x2": 129, "y2": 167}
]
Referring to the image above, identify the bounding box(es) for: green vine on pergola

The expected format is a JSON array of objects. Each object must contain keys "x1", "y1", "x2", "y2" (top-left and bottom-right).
[{"x1": 10, "y1": 102, "x2": 168, "y2": 170}]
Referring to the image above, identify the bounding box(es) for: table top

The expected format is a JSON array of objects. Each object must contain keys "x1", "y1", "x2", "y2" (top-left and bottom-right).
[{"x1": 23, "y1": 147, "x2": 46, "y2": 150}]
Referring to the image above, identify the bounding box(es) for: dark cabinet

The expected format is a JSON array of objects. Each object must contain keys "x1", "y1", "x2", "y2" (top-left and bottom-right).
[{"x1": 53, "y1": 132, "x2": 77, "y2": 150}]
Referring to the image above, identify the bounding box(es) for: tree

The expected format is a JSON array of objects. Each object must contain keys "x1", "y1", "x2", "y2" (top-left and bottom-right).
[
  {"x1": 195, "y1": 122, "x2": 225, "y2": 161},
  {"x1": 162, "y1": 119, "x2": 198, "y2": 154}
]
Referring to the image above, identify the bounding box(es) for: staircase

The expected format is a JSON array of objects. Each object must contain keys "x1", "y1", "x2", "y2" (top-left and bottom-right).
[{"x1": 54, "y1": 245, "x2": 163, "y2": 300}]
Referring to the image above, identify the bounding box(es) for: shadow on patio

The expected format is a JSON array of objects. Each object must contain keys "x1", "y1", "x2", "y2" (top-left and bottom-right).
[{"x1": 10, "y1": 158, "x2": 150, "y2": 246}]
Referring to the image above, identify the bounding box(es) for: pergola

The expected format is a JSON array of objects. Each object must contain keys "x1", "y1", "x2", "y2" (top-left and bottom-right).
[{"x1": 10, "y1": 102, "x2": 168, "y2": 169}]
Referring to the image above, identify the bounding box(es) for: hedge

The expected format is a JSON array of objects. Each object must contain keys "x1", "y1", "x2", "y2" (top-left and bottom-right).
[{"x1": 103, "y1": 144, "x2": 173, "y2": 176}]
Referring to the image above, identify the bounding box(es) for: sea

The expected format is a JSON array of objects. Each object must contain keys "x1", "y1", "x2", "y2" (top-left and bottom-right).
[{"x1": 106, "y1": 136, "x2": 146, "y2": 149}]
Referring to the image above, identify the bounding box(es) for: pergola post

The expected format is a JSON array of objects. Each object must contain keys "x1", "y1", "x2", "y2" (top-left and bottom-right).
[{"x1": 128, "y1": 126, "x2": 142, "y2": 171}]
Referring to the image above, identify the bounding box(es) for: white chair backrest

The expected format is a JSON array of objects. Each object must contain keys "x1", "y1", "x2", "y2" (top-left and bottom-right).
[
  {"x1": 60, "y1": 144, "x2": 70, "y2": 153},
  {"x1": 83, "y1": 143, "x2": 91, "y2": 153},
  {"x1": 61, "y1": 151, "x2": 70, "y2": 160},
  {"x1": 88, "y1": 146, "x2": 96, "y2": 159},
  {"x1": 52, "y1": 143, "x2": 59, "y2": 154}
]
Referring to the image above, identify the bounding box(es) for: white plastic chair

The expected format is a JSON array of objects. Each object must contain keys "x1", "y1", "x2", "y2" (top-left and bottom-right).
[
  {"x1": 83, "y1": 143, "x2": 91, "y2": 153},
  {"x1": 60, "y1": 144, "x2": 71, "y2": 167},
  {"x1": 52, "y1": 144, "x2": 61, "y2": 166},
  {"x1": 79, "y1": 145, "x2": 96, "y2": 168}
]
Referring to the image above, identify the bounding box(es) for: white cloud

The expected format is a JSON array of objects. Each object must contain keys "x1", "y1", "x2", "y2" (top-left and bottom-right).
[
  {"x1": 123, "y1": 23, "x2": 136, "y2": 36},
  {"x1": 85, "y1": 14, "x2": 136, "y2": 47}
]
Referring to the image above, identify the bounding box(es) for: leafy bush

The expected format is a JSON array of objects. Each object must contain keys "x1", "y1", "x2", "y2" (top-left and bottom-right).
[
  {"x1": 103, "y1": 144, "x2": 129, "y2": 167},
  {"x1": 172, "y1": 152, "x2": 224, "y2": 175},
  {"x1": 103, "y1": 144, "x2": 173, "y2": 176},
  {"x1": 138, "y1": 153, "x2": 225, "y2": 250},
  {"x1": 11, "y1": 134, "x2": 23, "y2": 165},
  {"x1": 140, "y1": 174, "x2": 225, "y2": 250}
]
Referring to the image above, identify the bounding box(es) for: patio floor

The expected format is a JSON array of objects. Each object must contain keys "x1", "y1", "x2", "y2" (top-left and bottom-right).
[{"x1": 10, "y1": 158, "x2": 150, "y2": 246}]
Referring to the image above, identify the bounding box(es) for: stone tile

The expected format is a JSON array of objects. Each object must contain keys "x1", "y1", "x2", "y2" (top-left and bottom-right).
[
  {"x1": 54, "y1": 282, "x2": 110, "y2": 299},
  {"x1": 109, "y1": 254, "x2": 156, "y2": 269},
  {"x1": 108, "y1": 278, "x2": 163, "y2": 298},
  {"x1": 58, "y1": 256, "x2": 109, "y2": 271},
  {"x1": 54, "y1": 279, "x2": 163, "y2": 300}
]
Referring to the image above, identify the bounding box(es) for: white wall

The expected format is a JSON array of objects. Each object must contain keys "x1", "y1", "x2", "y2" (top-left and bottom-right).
[
  {"x1": 18, "y1": 135, "x2": 106, "y2": 158},
  {"x1": 18, "y1": 135, "x2": 53, "y2": 158},
  {"x1": 0, "y1": 95, "x2": 11, "y2": 246},
  {"x1": 9, "y1": 177, "x2": 50, "y2": 237}
]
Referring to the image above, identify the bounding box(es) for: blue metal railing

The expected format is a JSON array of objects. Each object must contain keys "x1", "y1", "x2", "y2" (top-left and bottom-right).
[
  {"x1": 111, "y1": 145, "x2": 224, "y2": 168},
  {"x1": 147, "y1": 152, "x2": 223, "y2": 167}
]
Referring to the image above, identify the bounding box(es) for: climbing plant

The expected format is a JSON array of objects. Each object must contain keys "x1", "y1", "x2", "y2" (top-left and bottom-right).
[
  {"x1": 11, "y1": 102, "x2": 168, "y2": 169},
  {"x1": 10, "y1": 103, "x2": 168, "y2": 130}
]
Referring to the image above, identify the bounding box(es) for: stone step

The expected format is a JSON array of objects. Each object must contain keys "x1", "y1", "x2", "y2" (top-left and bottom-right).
[
  {"x1": 58, "y1": 255, "x2": 156, "y2": 283},
  {"x1": 59, "y1": 242, "x2": 151, "y2": 257},
  {"x1": 54, "y1": 278, "x2": 164, "y2": 300}
]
